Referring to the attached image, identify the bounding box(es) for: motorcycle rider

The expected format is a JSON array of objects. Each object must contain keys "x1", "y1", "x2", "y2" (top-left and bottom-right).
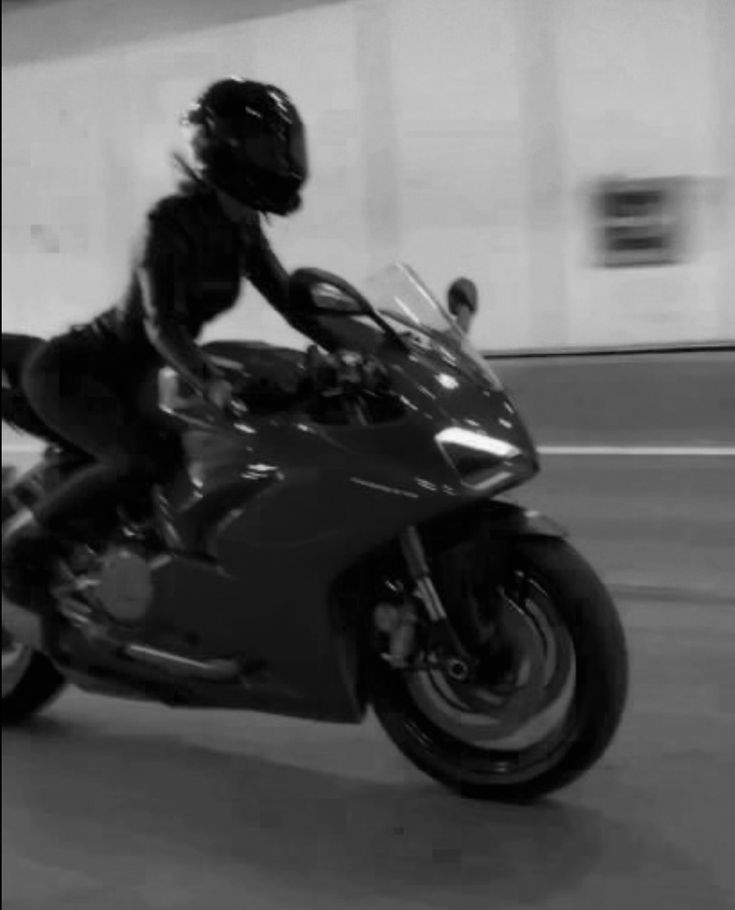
[{"x1": 2, "y1": 77, "x2": 330, "y2": 613}]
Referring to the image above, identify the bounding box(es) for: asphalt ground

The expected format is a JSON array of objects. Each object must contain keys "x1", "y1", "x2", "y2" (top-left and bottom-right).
[
  {"x1": 516, "y1": 453, "x2": 734, "y2": 603},
  {"x1": 2, "y1": 589, "x2": 734, "y2": 910}
]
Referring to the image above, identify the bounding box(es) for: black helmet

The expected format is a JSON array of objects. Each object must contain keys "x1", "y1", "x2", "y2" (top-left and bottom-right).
[{"x1": 182, "y1": 78, "x2": 308, "y2": 215}]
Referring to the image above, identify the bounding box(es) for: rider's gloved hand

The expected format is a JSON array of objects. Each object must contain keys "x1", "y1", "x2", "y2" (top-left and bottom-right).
[
  {"x1": 204, "y1": 374, "x2": 252, "y2": 419},
  {"x1": 204, "y1": 375, "x2": 235, "y2": 409}
]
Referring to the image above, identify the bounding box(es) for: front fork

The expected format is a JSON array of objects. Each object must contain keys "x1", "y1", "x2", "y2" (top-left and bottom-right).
[{"x1": 376, "y1": 526, "x2": 478, "y2": 681}]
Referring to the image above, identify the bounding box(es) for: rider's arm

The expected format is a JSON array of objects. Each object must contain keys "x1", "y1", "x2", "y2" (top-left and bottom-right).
[
  {"x1": 136, "y1": 201, "x2": 221, "y2": 393},
  {"x1": 246, "y1": 221, "x2": 342, "y2": 353}
]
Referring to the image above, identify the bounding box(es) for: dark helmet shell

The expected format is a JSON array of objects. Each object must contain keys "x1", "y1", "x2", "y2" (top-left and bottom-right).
[{"x1": 182, "y1": 77, "x2": 308, "y2": 215}]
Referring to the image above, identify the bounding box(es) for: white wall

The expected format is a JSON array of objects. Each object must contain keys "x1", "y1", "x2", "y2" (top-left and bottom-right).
[
  {"x1": 1, "y1": 2, "x2": 374, "y2": 349},
  {"x1": 557, "y1": 0, "x2": 733, "y2": 345},
  {"x1": 2, "y1": 0, "x2": 733, "y2": 351}
]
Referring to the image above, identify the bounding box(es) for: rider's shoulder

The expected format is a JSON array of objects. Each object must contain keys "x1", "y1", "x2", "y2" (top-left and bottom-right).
[
  {"x1": 143, "y1": 188, "x2": 217, "y2": 244},
  {"x1": 147, "y1": 189, "x2": 209, "y2": 221}
]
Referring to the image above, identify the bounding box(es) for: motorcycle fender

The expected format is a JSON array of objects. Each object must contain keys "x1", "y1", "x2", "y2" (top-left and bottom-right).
[{"x1": 477, "y1": 500, "x2": 567, "y2": 539}]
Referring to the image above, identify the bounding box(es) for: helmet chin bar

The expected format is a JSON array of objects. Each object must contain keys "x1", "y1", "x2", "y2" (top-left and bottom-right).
[
  {"x1": 215, "y1": 171, "x2": 302, "y2": 216},
  {"x1": 197, "y1": 142, "x2": 301, "y2": 216}
]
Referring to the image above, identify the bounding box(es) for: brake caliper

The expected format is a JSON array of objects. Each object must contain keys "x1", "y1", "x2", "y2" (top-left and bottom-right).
[{"x1": 374, "y1": 599, "x2": 419, "y2": 668}]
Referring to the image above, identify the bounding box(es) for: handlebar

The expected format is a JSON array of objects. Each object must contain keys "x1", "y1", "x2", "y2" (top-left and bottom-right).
[
  {"x1": 194, "y1": 347, "x2": 391, "y2": 425},
  {"x1": 305, "y1": 346, "x2": 390, "y2": 398}
]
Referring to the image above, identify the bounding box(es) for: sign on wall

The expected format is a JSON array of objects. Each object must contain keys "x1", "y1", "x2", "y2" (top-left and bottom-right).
[{"x1": 592, "y1": 176, "x2": 689, "y2": 268}]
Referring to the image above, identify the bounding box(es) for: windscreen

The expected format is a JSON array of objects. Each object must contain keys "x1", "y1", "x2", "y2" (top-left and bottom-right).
[{"x1": 359, "y1": 263, "x2": 503, "y2": 391}]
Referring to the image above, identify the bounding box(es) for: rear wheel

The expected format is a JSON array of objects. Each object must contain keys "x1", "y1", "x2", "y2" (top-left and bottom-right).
[
  {"x1": 1, "y1": 626, "x2": 66, "y2": 726},
  {"x1": 2, "y1": 467, "x2": 67, "y2": 725},
  {"x1": 370, "y1": 536, "x2": 628, "y2": 801}
]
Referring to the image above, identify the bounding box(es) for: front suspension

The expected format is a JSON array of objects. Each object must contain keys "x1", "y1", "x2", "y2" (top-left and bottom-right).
[{"x1": 387, "y1": 527, "x2": 479, "y2": 681}]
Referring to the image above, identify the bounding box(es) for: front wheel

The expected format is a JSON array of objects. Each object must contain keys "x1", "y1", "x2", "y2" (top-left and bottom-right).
[{"x1": 370, "y1": 537, "x2": 629, "y2": 801}]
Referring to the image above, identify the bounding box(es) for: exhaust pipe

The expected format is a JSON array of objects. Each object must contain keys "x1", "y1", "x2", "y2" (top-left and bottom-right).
[
  {"x1": 123, "y1": 644, "x2": 239, "y2": 681},
  {"x1": 3, "y1": 596, "x2": 240, "y2": 683}
]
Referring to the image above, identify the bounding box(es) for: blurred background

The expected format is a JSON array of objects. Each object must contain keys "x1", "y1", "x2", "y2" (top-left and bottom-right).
[{"x1": 2, "y1": 0, "x2": 734, "y2": 348}]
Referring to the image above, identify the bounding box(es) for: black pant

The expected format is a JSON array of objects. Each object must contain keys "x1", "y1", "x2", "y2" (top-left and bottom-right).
[
  {"x1": 21, "y1": 328, "x2": 161, "y2": 533},
  {"x1": 2, "y1": 333, "x2": 71, "y2": 448}
]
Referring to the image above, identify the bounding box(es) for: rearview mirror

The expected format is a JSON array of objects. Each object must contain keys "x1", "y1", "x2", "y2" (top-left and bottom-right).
[{"x1": 447, "y1": 276, "x2": 479, "y2": 335}]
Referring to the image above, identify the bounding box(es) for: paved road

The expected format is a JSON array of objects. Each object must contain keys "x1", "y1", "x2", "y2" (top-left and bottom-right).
[
  {"x1": 3, "y1": 590, "x2": 734, "y2": 910},
  {"x1": 517, "y1": 454, "x2": 734, "y2": 602}
]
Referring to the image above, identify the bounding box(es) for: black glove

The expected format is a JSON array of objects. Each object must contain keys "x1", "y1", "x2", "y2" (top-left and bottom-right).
[{"x1": 203, "y1": 376, "x2": 235, "y2": 409}]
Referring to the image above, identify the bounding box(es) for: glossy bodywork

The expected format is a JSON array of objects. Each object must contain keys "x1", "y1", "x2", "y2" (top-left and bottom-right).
[
  {"x1": 2, "y1": 277, "x2": 550, "y2": 723},
  {"x1": 129, "y1": 325, "x2": 540, "y2": 721}
]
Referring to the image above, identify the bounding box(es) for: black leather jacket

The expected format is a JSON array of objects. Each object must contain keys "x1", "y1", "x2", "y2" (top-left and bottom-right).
[{"x1": 87, "y1": 183, "x2": 306, "y2": 389}]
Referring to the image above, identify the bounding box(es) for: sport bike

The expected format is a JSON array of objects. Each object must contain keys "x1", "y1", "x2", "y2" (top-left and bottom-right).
[{"x1": 1, "y1": 263, "x2": 628, "y2": 801}]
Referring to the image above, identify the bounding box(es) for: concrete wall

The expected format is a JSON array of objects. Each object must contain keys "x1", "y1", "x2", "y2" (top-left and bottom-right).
[
  {"x1": 490, "y1": 345, "x2": 735, "y2": 447},
  {"x1": 3, "y1": 0, "x2": 734, "y2": 350}
]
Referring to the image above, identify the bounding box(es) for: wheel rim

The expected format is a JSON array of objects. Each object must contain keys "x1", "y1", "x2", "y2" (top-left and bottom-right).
[
  {"x1": 1, "y1": 624, "x2": 33, "y2": 698},
  {"x1": 406, "y1": 573, "x2": 577, "y2": 758}
]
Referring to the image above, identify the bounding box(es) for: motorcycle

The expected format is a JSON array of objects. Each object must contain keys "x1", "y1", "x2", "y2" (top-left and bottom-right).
[{"x1": 1, "y1": 263, "x2": 628, "y2": 801}]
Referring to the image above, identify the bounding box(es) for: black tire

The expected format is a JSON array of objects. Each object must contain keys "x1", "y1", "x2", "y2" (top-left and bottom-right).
[
  {"x1": 2, "y1": 467, "x2": 68, "y2": 726},
  {"x1": 2, "y1": 646, "x2": 67, "y2": 726},
  {"x1": 370, "y1": 536, "x2": 629, "y2": 801}
]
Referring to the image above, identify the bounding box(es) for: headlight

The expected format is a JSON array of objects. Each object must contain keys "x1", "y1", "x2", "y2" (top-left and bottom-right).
[
  {"x1": 436, "y1": 427, "x2": 522, "y2": 461},
  {"x1": 435, "y1": 427, "x2": 523, "y2": 488}
]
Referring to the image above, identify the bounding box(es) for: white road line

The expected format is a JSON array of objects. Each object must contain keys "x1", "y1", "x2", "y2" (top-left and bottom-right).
[
  {"x1": 538, "y1": 446, "x2": 735, "y2": 457},
  {"x1": 3, "y1": 444, "x2": 734, "y2": 459}
]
